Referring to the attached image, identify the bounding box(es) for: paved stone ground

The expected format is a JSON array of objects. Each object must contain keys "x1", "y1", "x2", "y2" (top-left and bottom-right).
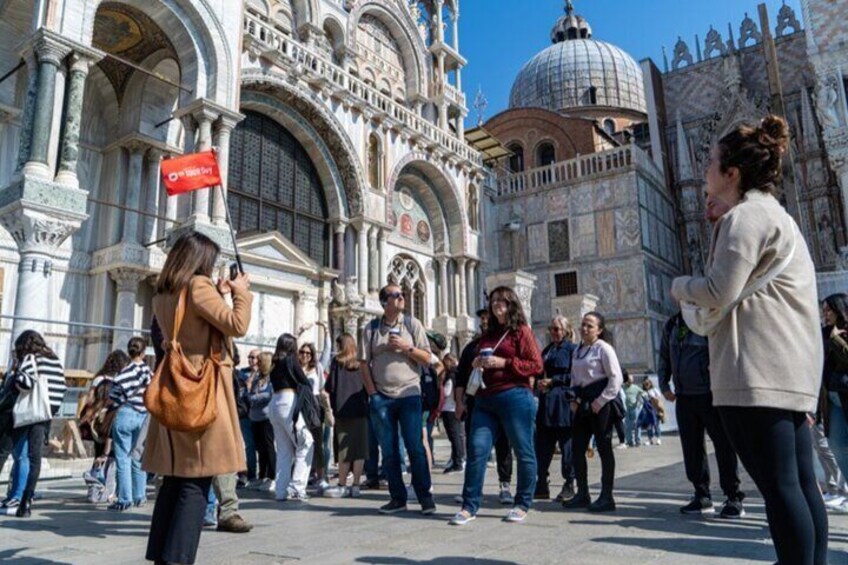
[{"x1": 2, "y1": 434, "x2": 848, "y2": 564}]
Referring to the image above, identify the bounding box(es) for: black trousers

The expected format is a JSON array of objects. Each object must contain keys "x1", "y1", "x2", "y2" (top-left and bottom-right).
[
  {"x1": 571, "y1": 402, "x2": 615, "y2": 496},
  {"x1": 720, "y1": 407, "x2": 828, "y2": 565},
  {"x1": 441, "y1": 411, "x2": 465, "y2": 465},
  {"x1": 535, "y1": 424, "x2": 573, "y2": 490},
  {"x1": 614, "y1": 418, "x2": 625, "y2": 444},
  {"x1": 146, "y1": 476, "x2": 212, "y2": 565},
  {"x1": 11, "y1": 421, "x2": 49, "y2": 494},
  {"x1": 251, "y1": 420, "x2": 276, "y2": 480},
  {"x1": 465, "y1": 396, "x2": 512, "y2": 483},
  {"x1": 676, "y1": 394, "x2": 741, "y2": 499}
]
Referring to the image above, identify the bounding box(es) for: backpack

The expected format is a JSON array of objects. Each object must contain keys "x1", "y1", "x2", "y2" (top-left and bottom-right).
[
  {"x1": 296, "y1": 382, "x2": 323, "y2": 432},
  {"x1": 420, "y1": 365, "x2": 442, "y2": 413}
]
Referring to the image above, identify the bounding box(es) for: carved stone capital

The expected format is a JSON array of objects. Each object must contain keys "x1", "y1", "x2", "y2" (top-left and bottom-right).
[
  {"x1": 67, "y1": 52, "x2": 92, "y2": 75},
  {"x1": 110, "y1": 267, "x2": 148, "y2": 293},
  {"x1": 0, "y1": 208, "x2": 81, "y2": 255},
  {"x1": 33, "y1": 37, "x2": 69, "y2": 67}
]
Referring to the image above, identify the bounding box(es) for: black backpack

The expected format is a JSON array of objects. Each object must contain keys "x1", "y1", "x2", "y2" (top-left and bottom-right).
[{"x1": 420, "y1": 365, "x2": 441, "y2": 412}]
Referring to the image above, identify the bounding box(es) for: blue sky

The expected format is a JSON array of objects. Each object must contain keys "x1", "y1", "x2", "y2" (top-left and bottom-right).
[{"x1": 459, "y1": 0, "x2": 803, "y2": 126}]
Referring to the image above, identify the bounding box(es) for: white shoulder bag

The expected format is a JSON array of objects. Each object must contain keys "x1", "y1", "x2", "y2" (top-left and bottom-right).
[
  {"x1": 13, "y1": 355, "x2": 52, "y2": 428},
  {"x1": 682, "y1": 227, "x2": 797, "y2": 337},
  {"x1": 466, "y1": 331, "x2": 511, "y2": 396}
]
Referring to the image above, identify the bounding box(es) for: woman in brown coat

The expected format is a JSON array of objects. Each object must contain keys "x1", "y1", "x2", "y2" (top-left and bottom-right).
[{"x1": 144, "y1": 232, "x2": 252, "y2": 565}]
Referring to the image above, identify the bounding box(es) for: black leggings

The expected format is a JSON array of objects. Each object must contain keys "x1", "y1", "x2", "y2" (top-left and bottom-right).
[
  {"x1": 251, "y1": 420, "x2": 276, "y2": 480},
  {"x1": 719, "y1": 407, "x2": 828, "y2": 565},
  {"x1": 571, "y1": 402, "x2": 614, "y2": 496}
]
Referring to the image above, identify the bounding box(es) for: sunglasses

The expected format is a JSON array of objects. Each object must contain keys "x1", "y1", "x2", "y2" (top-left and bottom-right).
[
  {"x1": 298, "y1": 350, "x2": 312, "y2": 357},
  {"x1": 248, "y1": 355, "x2": 257, "y2": 359},
  {"x1": 385, "y1": 292, "x2": 404, "y2": 300}
]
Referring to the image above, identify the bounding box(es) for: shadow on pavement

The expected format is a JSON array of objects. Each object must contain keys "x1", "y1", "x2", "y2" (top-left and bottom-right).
[
  {"x1": 356, "y1": 558, "x2": 518, "y2": 565},
  {"x1": 0, "y1": 548, "x2": 73, "y2": 564}
]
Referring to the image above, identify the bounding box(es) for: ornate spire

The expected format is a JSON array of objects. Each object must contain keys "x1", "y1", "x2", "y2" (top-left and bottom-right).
[{"x1": 551, "y1": 0, "x2": 592, "y2": 43}]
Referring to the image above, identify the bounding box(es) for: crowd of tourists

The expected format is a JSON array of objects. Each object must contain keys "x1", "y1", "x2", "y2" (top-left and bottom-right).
[{"x1": 0, "y1": 114, "x2": 838, "y2": 565}]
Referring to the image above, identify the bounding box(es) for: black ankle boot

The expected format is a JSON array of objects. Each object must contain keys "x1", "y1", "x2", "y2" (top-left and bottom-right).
[
  {"x1": 561, "y1": 490, "x2": 591, "y2": 509},
  {"x1": 15, "y1": 491, "x2": 32, "y2": 518},
  {"x1": 588, "y1": 492, "x2": 616, "y2": 512}
]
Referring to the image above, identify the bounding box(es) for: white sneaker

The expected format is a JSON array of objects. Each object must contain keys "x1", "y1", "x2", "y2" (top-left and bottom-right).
[
  {"x1": 824, "y1": 494, "x2": 846, "y2": 507},
  {"x1": 317, "y1": 479, "x2": 331, "y2": 493},
  {"x1": 323, "y1": 486, "x2": 349, "y2": 498},
  {"x1": 503, "y1": 507, "x2": 528, "y2": 523},
  {"x1": 828, "y1": 500, "x2": 848, "y2": 514},
  {"x1": 260, "y1": 479, "x2": 276, "y2": 492},
  {"x1": 615, "y1": 443, "x2": 629, "y2": 450},
  {"x1": 348, "y1": 486, "x2": 361, "y2": 498},
  {"x1": 449, "y1": 510, "x2": 476, "y2": 526},
  {"x1": 655, "y1": 438, "x2": 662, "y2": 445}
]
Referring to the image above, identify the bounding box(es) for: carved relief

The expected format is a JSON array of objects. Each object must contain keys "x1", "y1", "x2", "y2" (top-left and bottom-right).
[{"x1": 672, "y1": 37, "x2": 693, "y2": 71}]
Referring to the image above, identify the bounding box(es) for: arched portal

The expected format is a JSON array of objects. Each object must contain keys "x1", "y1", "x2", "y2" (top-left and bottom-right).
[{"x1": 227, "y1": 110, "x2": 330, "y2": 266}]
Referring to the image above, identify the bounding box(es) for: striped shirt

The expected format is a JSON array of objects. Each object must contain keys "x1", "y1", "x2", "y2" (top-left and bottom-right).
[
  {"x1": 15, "y1": 354, "x2": 67, "y2": 417},
  {"x1": 110, "y1": 361, "x2": 152, "y2": 413}
]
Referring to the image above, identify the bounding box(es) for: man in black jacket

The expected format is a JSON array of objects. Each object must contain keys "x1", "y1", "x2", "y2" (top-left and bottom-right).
[{"x1": 659, "y1": 312, "x2": 744, "y2": 518}]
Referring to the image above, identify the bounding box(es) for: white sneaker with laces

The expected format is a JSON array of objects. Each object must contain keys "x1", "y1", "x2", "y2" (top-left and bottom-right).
[
  {"x1": 615, "y1": 443, "x2": 629, "y2": 450},
  {"x1": 504, "y1": 507, "x2": 528, "y2": 523},
  {"x1": 449, "y1": 510, "x2": 475, "y2": 526},
  {"x1": 824, "y1": 493, "x2": 845, "y2": 507}
]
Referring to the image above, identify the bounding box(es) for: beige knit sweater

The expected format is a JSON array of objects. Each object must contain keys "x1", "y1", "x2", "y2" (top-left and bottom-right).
[{"x1": 671, "y1": 190, "x2": 822, "y2": 413}]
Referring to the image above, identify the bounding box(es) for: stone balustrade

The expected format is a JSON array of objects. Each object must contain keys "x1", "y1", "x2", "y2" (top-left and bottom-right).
[
  {"x1": 495, "y1": 145, "x2": 663, "y2": 197},
  {"x1": 243, "y1": 12, "x2": 482, "y2": 167}
]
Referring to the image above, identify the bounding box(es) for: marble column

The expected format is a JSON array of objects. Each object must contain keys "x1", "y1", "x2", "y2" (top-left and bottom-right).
[
  {"x1": 54, "y1": 53, "x2": 90, "y2": 187},
  {"x1": 438, "y1": 256, "x2": 449, "y2": 316},
  {"x1": 111, "y1": 268, "x2": 146, "y2": 350},
  {"x1": 333, "y1": 221, "x2": 347, "y2": 275},
  {"x1": 143, "y1": 148, "x2": 163, "y2": 244},
  {"x1": 378, "y1": 229, "x2": 388, "y2": 289},
  {"x1": 122, "y1": 142, "x2": 146, "y2": 244},
  {"x1": 293, "y1": 291, "x2": 305, "y2": 333},
  {"x1": 15, "y1": 51, "x2": 38, "y2": 173},
  {"x1": 357, "y1": 222, "x2": 369, "y2": 296},
  {"x1": 434, "y1": 0, "x2": 445, "y2": 43},
  {"x1": 164, "y1": 151, "x2": 179, "y2": 230},
  {"x1": 24, "y1": 40, "x2": 67, "y2": 178},
  {"x1": 192, "y1": 112, "x2": 214, "y2": 222},
  {"x1": 452, "y1": 11, "x2": 460, "y2": 51},
  {"x1": 465, "y1": 260, "x2": 476, "y2": 313},
  {"x1": 5, "y1": 212, "x2": 81, "y2": 340},
  {"x1": 456, "y1": 257, "x2": 468, "y2": 316},
  {"x1": 212, "y1": 116, "x2": 240, "y2": 226},
  {"x1": 368, "y1": 226, "x2": 379, "y2": 292}
]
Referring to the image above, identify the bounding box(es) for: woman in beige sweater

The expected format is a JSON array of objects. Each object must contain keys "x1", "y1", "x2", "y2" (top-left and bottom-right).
[{"x1": 671, "y1": 116, "x2": 826, "y2": 565}]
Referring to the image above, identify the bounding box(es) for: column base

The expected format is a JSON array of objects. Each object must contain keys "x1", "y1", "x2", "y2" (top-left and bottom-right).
[
  {"x1": 21, "y1": 161, "x2": 52, "y2": 179},
  {"x1": 54, "y1": 170, "x2": 79, "y2": 189}
]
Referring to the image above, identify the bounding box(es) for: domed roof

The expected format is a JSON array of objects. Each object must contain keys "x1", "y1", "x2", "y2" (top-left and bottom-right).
[{"x1": 509, "y1": 2, "x2": 646, "y2": 115}]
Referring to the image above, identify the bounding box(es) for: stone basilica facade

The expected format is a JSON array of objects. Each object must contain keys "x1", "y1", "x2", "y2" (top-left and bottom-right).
[
  {"x1": 0, "y1": 0, "x2": 484, "y2": 370},
  {"x1": 1, "y1": 0, "x2": 847, "y2": 375},
  {"x1": 483, "y1": 0, "x2": 848, "y2": 372}
]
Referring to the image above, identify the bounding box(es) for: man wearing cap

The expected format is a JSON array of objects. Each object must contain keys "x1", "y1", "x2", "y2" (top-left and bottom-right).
[
  {"x1": 455, "y1": 308, "x2": 515, "y2": 505},
  {"x1": 361, "y1": 283, "x2": 435, "y2": 515}
]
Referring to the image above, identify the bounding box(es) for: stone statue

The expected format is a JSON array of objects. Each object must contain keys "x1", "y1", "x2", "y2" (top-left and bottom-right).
[
  {"x1": 817, "y1": 78, "x2": 841, "y2": 129},
  {"x1": 331, "y1": 278, "x2": 347, "y2": 306},
  {"x1": 345, "y1": 276, "x2": 364, "y2": 307},
  {"x1": 818, "y1": 214, "x2": 838, "y2": 264}
]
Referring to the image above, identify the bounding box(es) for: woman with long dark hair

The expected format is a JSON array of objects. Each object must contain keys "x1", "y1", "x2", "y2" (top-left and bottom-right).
[
  {"x1": 562, "y1": 312, "x2": 623, "y2": 512},
  {"x1": 822, "y1": 293, "x2": 848, "y2": 485},
  {"x1": 269, "y1": 333, "x2": 314, "y2": 501},
  {"x1": 672, "y1": 116, "x2": 827, "y2": 564},
  {"x1": 6, "y1": 330, "x2": 67, "y2": 517},
  {"x1": 297, "y1": 323, "x2": 332, "y2": 490},
  {"x1": 449, "y1": 286, "x2": 543, "y2": 526},
  {"x1": 144, "y1": 231, "x2": 252, "y2": 565},
  {"x1": 323, "y1": 333, "x2": 370, "y2": 498}
]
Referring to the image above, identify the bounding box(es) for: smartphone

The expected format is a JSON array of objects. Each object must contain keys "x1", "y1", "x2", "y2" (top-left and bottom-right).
[{"x1": 229, "y1": 262, "x2": 239, "y2": 280}]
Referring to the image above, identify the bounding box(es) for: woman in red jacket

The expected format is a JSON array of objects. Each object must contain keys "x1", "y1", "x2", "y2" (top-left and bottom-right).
[{"x1": 449, "y1": 286, "x2": 543, "y2": 526}]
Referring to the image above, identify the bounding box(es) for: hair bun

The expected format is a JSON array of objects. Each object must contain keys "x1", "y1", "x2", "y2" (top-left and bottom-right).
[{"x1": 757, "y1": 115, "x2": 790, "y2": 154}]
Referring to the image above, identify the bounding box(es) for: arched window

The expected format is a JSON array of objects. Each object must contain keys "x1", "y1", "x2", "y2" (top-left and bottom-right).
[
  {"x1": 368, "y1": 133, "x2": 382, "y2": 189},
  {"x1": 536, "y1": 142, "x2": 556, "y2": 167},
  {"x1": 603, "y1": 118, "x2": 616, "y2": 136},
  {"x1": 507, "y1": 143, "x2": 524, "y2": 173},
  {"x1": 389, "y1": 255, "x2": 426, "y2": 321},
  {"x1": 228, "y1": 111, "x2": 330, "y2": 266}
]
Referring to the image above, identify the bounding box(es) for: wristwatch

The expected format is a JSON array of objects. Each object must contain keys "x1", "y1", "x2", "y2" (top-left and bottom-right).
[{"x1": 407, "y1": 346, "x2": 414, "y2": 354}]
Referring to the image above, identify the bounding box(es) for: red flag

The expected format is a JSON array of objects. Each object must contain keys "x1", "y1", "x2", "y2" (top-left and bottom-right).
[{"x1": 161, "y1": 151, "x2": 221, "y2": 196}]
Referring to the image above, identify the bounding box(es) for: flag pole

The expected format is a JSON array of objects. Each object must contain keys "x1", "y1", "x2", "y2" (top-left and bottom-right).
[{"x1": 212, "y1": 148, "x2": 244, "y2": 274}]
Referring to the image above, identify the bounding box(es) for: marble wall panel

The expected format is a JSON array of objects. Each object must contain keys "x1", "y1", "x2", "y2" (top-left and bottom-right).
[
  {"x1": 597, "y1": 210, "x2": 616, "y2": 257},
  {"x1": 615, "y1": 209, "x2": 641, "y2": 252},
  {"x1": 573, "y1": 213, "x2": 596, "y2": 259},
  {"x1": 527, "y1": 222, "x2": 548, "y2": 265},
  {"x1": 613, "y1": 318, "x2": 652, "y2": 369},
  {"x1": 582, "y1": 258, "x2": 646, "y2": 314}
]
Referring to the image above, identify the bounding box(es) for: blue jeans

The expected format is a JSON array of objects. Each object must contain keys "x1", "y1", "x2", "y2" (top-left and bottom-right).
[
  {"x1": 462, "y1": 387, "x2": 538, "y2": 514},
  {"x1": 112, "y1": 407, "x2": 148, "y2": 504},
  {"x1": 369, "y1": 393, "x2": 431, "y2": 504},
  {"x1": 828, "y1": 392, "x2": 848, "y2": 479},
  {"x1": 624, "y1": 406, "x2": 641, "y2": 446},
  {"x1": 205, "y1": 486, "x2": 218, "y2": 524},
  {"x1": 239, "y1": 417, "x2": 256, "y2": 480},
  {"x1": 8, "y1": 434, "x2": 29, "y2": 500}
]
